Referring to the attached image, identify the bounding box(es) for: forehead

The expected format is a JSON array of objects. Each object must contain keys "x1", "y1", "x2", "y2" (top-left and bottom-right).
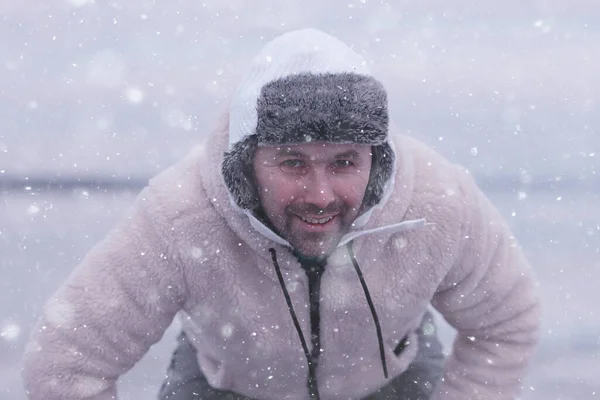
[{"x1": 255, "y1": 142, "x2": 371, "y2": 158}]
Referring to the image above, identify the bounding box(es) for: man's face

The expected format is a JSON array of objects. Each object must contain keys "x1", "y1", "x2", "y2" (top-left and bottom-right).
[{"x1": 253, "y1": 142, "x2": 372, "y2": 258}]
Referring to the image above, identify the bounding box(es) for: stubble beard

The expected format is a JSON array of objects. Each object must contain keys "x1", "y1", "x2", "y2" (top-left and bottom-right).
[
  {"x1": 286, "y1": 226, "x2": 341, "y2": 259},
  {"x1": 282, "y1": 203, "x2": 350, "y2": 259}
]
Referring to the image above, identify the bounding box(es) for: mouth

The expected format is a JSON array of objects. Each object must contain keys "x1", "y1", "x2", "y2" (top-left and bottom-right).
[
  {"x1": 294, "y1": 214, "x2": 338, "y2": 230},
  {"x1": 299, "y1": 215, "x2": 335, "y2": 225}
]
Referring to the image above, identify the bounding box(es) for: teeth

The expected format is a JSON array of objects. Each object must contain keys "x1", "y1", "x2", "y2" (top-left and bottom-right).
[{"x1": 301, "y1": 216, "x2": 333, "y2": 224}]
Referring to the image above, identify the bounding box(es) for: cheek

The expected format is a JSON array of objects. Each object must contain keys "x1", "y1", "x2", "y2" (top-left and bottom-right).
[
  {"x1": 337, "y1": 176, "x2": 370, "y2": 203},
  {"x1": 344, "y1": 189, "x2": 366, "y2": 209},
  {"x1": 259, "y1": 175, "x2": 302, "y2": 206}
]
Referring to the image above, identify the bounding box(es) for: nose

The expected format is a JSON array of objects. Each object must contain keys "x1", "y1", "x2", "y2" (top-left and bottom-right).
[{"x1": 303, "y1": 168, "x2": 336, "y2": 210}]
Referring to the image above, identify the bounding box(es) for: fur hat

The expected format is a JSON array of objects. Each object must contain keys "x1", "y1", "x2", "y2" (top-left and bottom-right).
[{"x1": 221, "y1": 28, "x2": 395, "y2": 215}]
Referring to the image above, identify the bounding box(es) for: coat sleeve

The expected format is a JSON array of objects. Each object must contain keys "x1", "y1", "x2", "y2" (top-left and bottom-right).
[
  {"x1": 21, "y1": 186, "x2": 188, "y2": 400},
  {"x1": 430, "y1": 166, "x2": 542, "y2": 400}
]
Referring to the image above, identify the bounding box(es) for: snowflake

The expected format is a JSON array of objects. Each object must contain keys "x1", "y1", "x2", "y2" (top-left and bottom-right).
[
  {"x1": 124, "y1": 86, "x2": 145, "y2": 104},
  {"x1": 191, "y1": 246, "x2": 204, "y2": 259},
  {"x1": 0, "y1": 322, "x2": 21, "y2": 342},
  {"x1": 221, "y1": 323, "x2": 234, "y2": 339},
  {"x1": 68, "y1": 0, "x2": 94, "y2": 7}
]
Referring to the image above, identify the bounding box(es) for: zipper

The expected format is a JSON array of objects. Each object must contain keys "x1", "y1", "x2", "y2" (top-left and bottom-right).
[{"x1": 302, "y1": 259, "x2": 326, "y2": 400}]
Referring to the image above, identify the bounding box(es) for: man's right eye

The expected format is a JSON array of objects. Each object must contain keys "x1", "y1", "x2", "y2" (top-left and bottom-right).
[
  {"x1": 280, "y1": 159, "x2": 308, "y2": 175},
  {"x1": 281, "y1": 160, "x2": 305, "y2": 168}
]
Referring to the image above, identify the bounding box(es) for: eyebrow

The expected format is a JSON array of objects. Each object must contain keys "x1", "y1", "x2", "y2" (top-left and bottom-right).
[
  {"x1": 273, "y1": 149, "x2": 361, "y2": 159},
  {"x1": 334, "y1": 150, "x2": 360, "y2": 159},
  {"x1": 274, "y1": 148, "x2": 306, "y2": 158}
]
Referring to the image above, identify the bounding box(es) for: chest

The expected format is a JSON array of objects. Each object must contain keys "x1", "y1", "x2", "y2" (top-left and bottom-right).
[{"x1": 183, "y1": 234, "x2": 442, "y2": 355}]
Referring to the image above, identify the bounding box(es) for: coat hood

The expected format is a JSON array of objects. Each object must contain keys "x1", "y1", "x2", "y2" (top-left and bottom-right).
[{"x1": 221, "y1": 28, "x2": 417, "y2": 249}]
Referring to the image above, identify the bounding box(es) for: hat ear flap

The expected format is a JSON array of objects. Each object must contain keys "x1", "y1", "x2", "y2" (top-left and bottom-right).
[
  {"x1": 221, "y1": 135, "x2": 260, "y2": 212},
  {"x1": 362, "y1": 142, "x2": 395, "y2": 209}
]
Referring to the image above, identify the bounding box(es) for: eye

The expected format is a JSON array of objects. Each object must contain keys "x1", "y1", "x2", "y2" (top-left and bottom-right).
[
  {"x1": 333, "y1": 159, "x2": 354, "y2": 169},
  {"x1": 281, "y1": 159, "x2": 305, "y2": 169},
  {"x1": 280, "y1": 159, "x2": 308, "y2": 174}
]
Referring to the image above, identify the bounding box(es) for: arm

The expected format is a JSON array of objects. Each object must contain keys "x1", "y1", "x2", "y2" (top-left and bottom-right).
[
  {"x1": 431, "y1": 167, "x2": 542, "y2": 400},
  {"x1": 21, "y1": 186, "x2": 188, "y2": 400}
]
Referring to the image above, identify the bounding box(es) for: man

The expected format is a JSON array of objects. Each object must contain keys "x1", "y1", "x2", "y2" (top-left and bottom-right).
[{"x1": 21, "y1": 28, "x2": 542, "y2": 400}]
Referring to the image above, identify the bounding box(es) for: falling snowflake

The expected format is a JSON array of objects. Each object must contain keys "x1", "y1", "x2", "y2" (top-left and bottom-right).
[
  {"x1": 394, "y1": 236, "x2": 408, "y2": 250},
  {"x1": 191, "y1": 246, "x2": 204, "y2": 259},
  {"x1": 0, "y1": 322, "x2": 21, "y2": 342},
  {"x1": 124, "y1": 86, "x2": 145, "y2": 104},
  {"x1": 221, "y1": 323, "x2": 234, "y2": 339},
  {"x1": 422, "y1": 321, "x2": 436, "y2": 336},
  {"x1": 68, "y1": 0, "x2": 94, "y2": 7}
]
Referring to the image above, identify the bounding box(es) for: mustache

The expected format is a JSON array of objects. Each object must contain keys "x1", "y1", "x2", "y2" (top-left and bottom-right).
[{"x1": 288, "y1": 202, "x2": 345, "y2": 216}]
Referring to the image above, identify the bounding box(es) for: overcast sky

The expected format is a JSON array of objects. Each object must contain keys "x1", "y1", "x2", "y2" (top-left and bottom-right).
[{"x1": 1, "y1": 0, "x2": 598, "y2": 180}]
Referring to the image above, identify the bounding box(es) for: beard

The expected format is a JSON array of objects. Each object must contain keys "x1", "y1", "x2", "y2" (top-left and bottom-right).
[
  {"x1": 285, "y1": 229, "x2": 342, "y2": 260},
  {"x1": 281, "y1": 201, "x2": 351, "y2": 259}
]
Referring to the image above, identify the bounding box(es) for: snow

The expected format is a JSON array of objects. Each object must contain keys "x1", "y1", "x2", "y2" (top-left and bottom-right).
[
  {"x1": 421, "y1": 321, "x2": 436, "y2": 336},
  {"x1": 190, "y1": 246, "x2": 204, "y2": 259},
  {"x1": 3, "y1": 1, "x2": 600, "y2": 399},
  {"x1": 394, "y1": 236, "x2": 408, "y2": 250},
  {"x1": 68, "y1": 0, "x2": 95, "y2": 7},
  {"x1": 124, "y1": 86, "x2": 145, "y2": 104},
  {"x1": 220, "y1": 323, "x2": 235, "y2": 339},
  {"x1": 0, "y1": 323, "x2": 21, "y2": 342},
  {"x1": 26, "y1": 204, "x2": 40, "y2": 215}
]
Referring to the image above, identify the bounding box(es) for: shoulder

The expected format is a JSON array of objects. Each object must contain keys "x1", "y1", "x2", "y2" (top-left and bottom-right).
[
  {"x1": 394, "y1": 133, "x2": 510, "y2": 246},
  {"x1": 139, "y1": 140, "x2": 219, "y2": 233},
  {"x1": 390, "y1": 135, "x2": 496, "y2": 259},
  {"x1": 393, "y1": 134, "x2": 466, "y2": 221}
]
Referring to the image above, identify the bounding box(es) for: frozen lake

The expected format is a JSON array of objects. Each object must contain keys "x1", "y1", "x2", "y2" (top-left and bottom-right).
[{"x1": 2, "y1": 185, "x2": 599, "y2": 400}]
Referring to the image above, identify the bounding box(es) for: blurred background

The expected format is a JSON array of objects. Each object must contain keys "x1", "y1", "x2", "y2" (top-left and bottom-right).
[{"x1": 1, "y1": 1, "x2": 598, "y2": 399}]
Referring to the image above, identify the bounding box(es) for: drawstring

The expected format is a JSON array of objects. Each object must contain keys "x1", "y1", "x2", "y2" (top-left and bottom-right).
[
  {"x1": 269, "y1": 248, "x2": 320, "y2": 400},
  {"x1": 269, "y1": 242, "x2": 388, "y2": 399},
  {"x1": 347, "y1": 241, "x2": 389, "y2": 379}
]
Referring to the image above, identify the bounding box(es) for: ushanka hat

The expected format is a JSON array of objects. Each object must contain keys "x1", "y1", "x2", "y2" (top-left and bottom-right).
[{"x1": 222, "y1": 28, "x2": 395, "y2": 215}]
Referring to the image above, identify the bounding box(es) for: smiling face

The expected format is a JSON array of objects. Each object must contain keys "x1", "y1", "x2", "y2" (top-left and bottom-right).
[{"x1": 253, "y1": 142, "x2": 372, "y2": 258}]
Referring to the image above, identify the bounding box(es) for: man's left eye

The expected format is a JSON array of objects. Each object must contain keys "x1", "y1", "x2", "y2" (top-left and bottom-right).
[{"x1": 334, "y1": 160, "x2": 353, "y2": 168}]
